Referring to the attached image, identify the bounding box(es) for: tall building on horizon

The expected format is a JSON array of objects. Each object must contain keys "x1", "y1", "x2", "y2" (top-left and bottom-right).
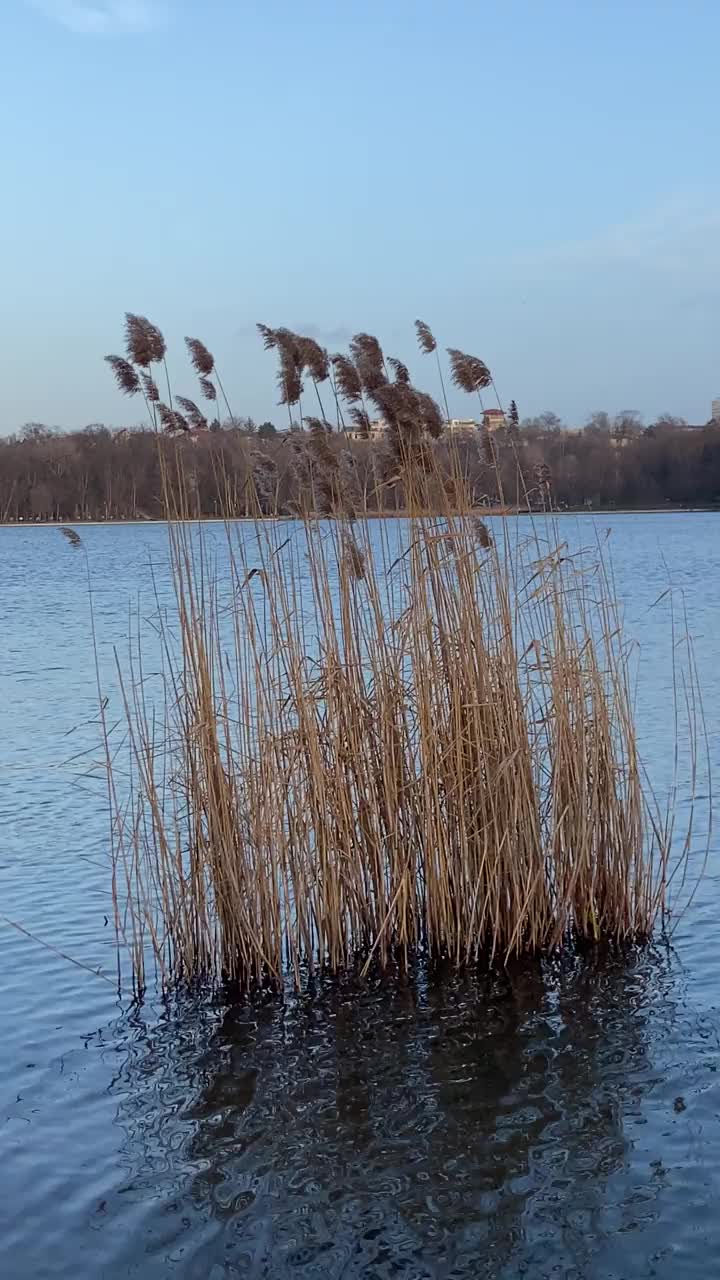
[
  {"x1": 713, "y1": 398, "x2": 720, "y2": 422},
  {"x1": 483, "y1": 408, "x2": 506, "y2": 432}
]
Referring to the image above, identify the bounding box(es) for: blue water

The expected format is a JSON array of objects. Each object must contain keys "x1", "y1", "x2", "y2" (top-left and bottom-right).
[{"x1": 1, "y1": 514, "x2": 718, "y2": 1279}]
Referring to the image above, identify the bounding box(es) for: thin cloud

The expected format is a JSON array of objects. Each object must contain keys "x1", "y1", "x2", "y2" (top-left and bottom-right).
[
  {"x1": 27, "y1": 0, "x2": 167, "y2": 34},
  {"x1": 518, "y1": 195, "x2": 720, "y2": 283}
]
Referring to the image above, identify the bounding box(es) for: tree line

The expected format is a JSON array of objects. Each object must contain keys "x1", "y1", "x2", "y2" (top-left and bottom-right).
[{"x1": 1, "y1": 414, "x2": 719, "y2": 522}]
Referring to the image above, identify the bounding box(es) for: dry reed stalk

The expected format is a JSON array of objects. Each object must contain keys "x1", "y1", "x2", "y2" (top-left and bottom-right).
[{"x1": 104, "y1": 318, "x2": 704, "y2": 996}]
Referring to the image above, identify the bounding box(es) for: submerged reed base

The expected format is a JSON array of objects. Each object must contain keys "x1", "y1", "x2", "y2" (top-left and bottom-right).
[{"x1": 105, "y1": 316, "x2": 702, "y2": 995}]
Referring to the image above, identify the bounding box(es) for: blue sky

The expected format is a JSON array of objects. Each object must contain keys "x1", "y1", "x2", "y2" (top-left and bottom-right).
[{"x1": 3, "y1": 0, "x2": 720, "y2": 431}]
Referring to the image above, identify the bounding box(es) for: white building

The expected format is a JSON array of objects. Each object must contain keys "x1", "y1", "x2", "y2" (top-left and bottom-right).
[
  {"x1": 483, "y1": 408, "x2": 506, "y2": 432},
  {"x1": 344, "y1": 417, "x2": 390, "y2": 441},
  {"x1": 446, "y1": 418, "x2": 480, "y2": 436},
  {"x1": 344, "y1": 413, "x2": 507, "y2": 441}
]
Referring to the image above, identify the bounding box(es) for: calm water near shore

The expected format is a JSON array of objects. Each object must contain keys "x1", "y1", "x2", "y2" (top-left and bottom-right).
[{"x1": 2, "y1": 513, "x2": 719, "y2": 1279}]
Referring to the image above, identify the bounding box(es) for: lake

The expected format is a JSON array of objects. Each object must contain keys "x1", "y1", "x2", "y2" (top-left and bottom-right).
[{"x1": 2, "y1": 513, "x2": 719, "y2": 1279}]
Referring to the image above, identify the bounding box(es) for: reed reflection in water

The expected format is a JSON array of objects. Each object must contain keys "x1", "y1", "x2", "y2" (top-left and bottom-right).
[{"x1": 103, "y1": 951, "x2": 695, "y2": 1278}]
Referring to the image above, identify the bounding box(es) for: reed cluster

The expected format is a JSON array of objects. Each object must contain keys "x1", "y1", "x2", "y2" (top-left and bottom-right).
[{"x1": 106, "y1": 318, "x2": 698, "y2": 993}]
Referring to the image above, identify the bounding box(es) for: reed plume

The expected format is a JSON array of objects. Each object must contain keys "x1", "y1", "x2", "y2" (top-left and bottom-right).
[
  {"x1": 176, "y1": 396, "x2": 208, "y2": 431},
  {"x1": 415, "y1": 390, "x2": 444, "y2": 439},
  {"x1": 124, "y1": 314, "x2": 166, "y2": 366},
  {"x1": 415, "y1": 319, "x2": 437, "y2": 354},
  {"x1": 350, "y1": 333, "x2": 387, "y2": 394},
  {"x1": 447, "y1": 349, "x2": 492, "y2": 394},
  {"x1": 332, "y1": 354, "x2": 363, "y2": 403},
  {"x1": 140, "y1": 371, "x2": 160, "y2": 402},
  {"x1": 105, "y1": 355, "x2": 140, "y2": 396},
  {"x1": 277, "y1": 344, "x2": 303, "y2": 406},
  {"x1": 256, "y1": 323, "x2": 278, "y2": 350},
  {"x1": 157, "y1": 403, "x2": 189, "y2": 434},
  {"x1": 185, "y1": 337, "x2": 215, "y2": 377},
  {"x1": 415, "y1": 320, "x2": 451, "y2": 424},
  {"x1": 388, "y1": 357, "x2": 410, "y2": 384},
  {"x1": 349, "y1": 332, "x2": 384, "y2": 369},
  {"x1": 297, "y1": 336, "x2": 330, "y2": 383},
  {"x1": 369, "y1": 382, "x2": 413, "y2": 434},
  {"x1": 261, "y1": 327, "x2": 304, "y2": 408},
  {"x1": 369, "y1": 382, "x2": 443, "y2": 449},
  {"x1": 199, "y1": 377, "x2": 217, "y2": 402}
]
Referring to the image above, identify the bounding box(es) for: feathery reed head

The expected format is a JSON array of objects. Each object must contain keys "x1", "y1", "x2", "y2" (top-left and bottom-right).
[
  {"x1": 349, "y1": 333, "x2": 384, "y2": 368},
  {"x1": 369, "y1": 381, "x2": 418, "y2": 441},
  {"x1": 447, "y1": 348, "x2": 492, "y2": 394},
  {"x1": 277, "y1": 344, "x2": 303, "y2": 406},
  {"x1": 105, "y1": 355, "x2": 140, "y2": 396},
  {"x1": 140, "y1": 371, "x2": 160, "y2": 402},
  {"x1": 176, "y1": 396, "x2": 208, "y2": 431},
  {"x1": 260, "y1": 328, "x2": 304, "y2": 406},
  {"x1": 273, "y1": 327, "x2": 301, "y2": 356},
  {"x1": 415, "y1": 319, "x2": 437, "y2": 354},
  {"x1": 185, "y1": 337, "x2": 214, "y2": 377},
  {"x1": 257, "y1": 323, "x2": 278, "y2": 350},
  {"x1": 388, "y1": 357, "x2": 410, "y2": 384},
  {"x1": 59, "y1": 526, "x2": 82, "y2": 548},
  {"x1": 369, "y1": 381, "x2": 442, "y2": 448},
  {"x1": 331, "y1": 354, "x2": 362, "y2": 403},
  {"x1": 158, "y1": 403, "x2": 190, "y2": 434},
  {"x1": 297, "y1": 336, "x2": 330, "y2": 383},
  {"x1": 124, "y1": 314, "x2": 166, "y2": 366},
  {"x1": 350, "y1": 333, "x2": 387, "y2": 395},
  {"x1": 415, "y1": 390, "x2": 444, "y2": 439},
  {"x1": 198, "y1": 376, "x2": 217, "y2": 402}
]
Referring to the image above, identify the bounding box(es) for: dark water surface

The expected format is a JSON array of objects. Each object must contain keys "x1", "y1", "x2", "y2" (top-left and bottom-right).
[{"x1": 2, "y1": 514, "x2": 719, "y2": 1279}]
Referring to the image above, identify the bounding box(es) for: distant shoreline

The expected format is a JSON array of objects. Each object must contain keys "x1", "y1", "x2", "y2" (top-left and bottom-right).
[{"x1": 1, "y1": 506, "x2": 718, "y2": 529}]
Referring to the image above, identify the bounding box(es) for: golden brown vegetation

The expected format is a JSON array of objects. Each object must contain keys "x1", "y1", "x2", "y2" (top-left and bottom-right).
[{"x1": 105, "y1": 318, "x2": 702, "y2": 994}]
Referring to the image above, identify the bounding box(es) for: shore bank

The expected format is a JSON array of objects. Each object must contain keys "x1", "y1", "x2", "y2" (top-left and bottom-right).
[{"x1": 2, "y1": 505, "x2": 718, "y2": 527}]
